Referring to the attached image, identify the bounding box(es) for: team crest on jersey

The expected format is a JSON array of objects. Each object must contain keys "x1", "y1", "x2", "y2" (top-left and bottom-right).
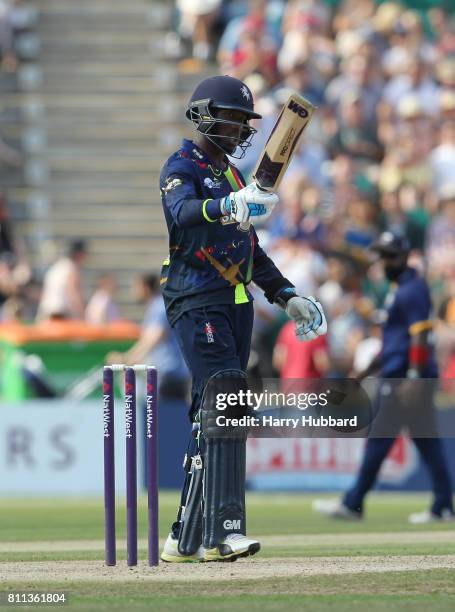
[
  {"x1": 204, "y1": 177, "x2": 222, "y2": 189},
  {"x1": 163, "y1": 177, "x2": 183, "y2": 193}
]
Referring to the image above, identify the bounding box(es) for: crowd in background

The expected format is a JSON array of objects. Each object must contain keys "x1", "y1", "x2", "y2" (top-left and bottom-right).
[
  {"x1": 169, "y1": 0, "x2": 455, "y2": 381},
  {"x1": 0, "y1": 0, "x2": 454, "y2": 393},
  {"x1": 0, "y1": 0, "x2": 36, "y2": 328},
  {"x1": 0, "y1": 0, "x2": 38, "y2": 324}
]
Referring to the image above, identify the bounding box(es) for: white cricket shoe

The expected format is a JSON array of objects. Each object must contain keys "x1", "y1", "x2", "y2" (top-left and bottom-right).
[
  {"x1": 312, "y1": 498, "x2": 363, "y2": 520},
  {"x1": 160, "y1": 533, "x2": 205, "y2": 563},
  {"x1": 408, "y1": 509, "x2": 455, "y2": 525},
  {"x1": 204, "y1": 533, "x2": 261, "y2": 562}
]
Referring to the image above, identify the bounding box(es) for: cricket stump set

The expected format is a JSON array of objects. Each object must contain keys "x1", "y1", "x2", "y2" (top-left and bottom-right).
[{"x1": 103, "y1": 364, "x2": 159, "y2": 567}]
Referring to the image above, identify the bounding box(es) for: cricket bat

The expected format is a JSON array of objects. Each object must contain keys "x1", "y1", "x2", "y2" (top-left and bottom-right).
[{"x1": 241, "y1": 92, "x2": 315, "y2": 230}]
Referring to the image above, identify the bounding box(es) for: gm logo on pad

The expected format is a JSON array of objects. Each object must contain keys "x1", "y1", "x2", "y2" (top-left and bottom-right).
[{"x1": 223, "y1": 519, "x2": 241, "y2": 530}]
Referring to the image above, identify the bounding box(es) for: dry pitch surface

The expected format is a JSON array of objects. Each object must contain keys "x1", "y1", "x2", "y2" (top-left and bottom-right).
[
  {"x1": 1, "y1": 494, "x2": 455, "y2": 610},
  {"x1": 3, "y1": 532, "x2": 455, "y2": 582}
]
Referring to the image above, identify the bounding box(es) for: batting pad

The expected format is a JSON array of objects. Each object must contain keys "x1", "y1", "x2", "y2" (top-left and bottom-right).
[{"x1": 201, "y1": 369, "x2": 248, "y2": 549}]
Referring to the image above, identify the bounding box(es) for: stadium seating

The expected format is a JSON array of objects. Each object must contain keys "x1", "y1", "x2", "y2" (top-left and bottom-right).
[{"x1": 12, "y1": 0, "x2": 184, "y2": 320}]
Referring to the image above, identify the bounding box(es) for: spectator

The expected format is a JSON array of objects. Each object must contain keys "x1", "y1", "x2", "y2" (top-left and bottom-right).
[
  {"x1": 429, "y1": 8, "x2": 455, "y2": 57},
  {"x1": 223, "y1": 12, "x2": 279, "y2": 85},
  {"x1": 217, "y1": 0, "x2": 283, "y2": 77},
  {"x1": 0, "y1": 193, "x2": 31, "y2": 319},
  {"x1": 351, "y1": 310, "x2": 383, "y2": 375},
  {"x1": 329, "y1": 90, "x2": 383, "y2": 163},
  {"x1": 37, "y1": 239, "x2": 88, "y2": 320},
  {"x1": 85, "y1": 274, "x2": 121, "y2": 325},
  {"x1": 398, "y1": 182, "x2": 430, "y2": 250},
  {"x1": 0, "y1": 0, "x2": 16, "y2": 72},
  {"x1": 0, "y1": 191, "x2": 14, "y2": 254},
  {"x1": 270, "y1": 238, "x2": 326, "y2": 297},
  {"x1": 426, "y1": 184, "x2": 455, "y2": 294},
  {"x1": 176, "y1": 0, "x2": 222, "y2": 61},
  {"x1": 249, "y1": 283, "x2": 283, "y2": 378},
  {"x1": 430, "y1": 119, "x2": 455, "y2": 195},
  {"x1": 342, "y1": 196, "x2": 378, "y2": 252},
  {"x1": 278, "y1": 0, "x2": 332, "y2": 100},
  {"x1": 270, "y1": 173, "x2": 325, "y2": 245},
  {"x1": 275, "y1": 59, "x2": 325, "y2": 107},
  {"x1": 273, "y1": 321, "x2": 329, "y2": 379},
  {"x1": 107, "y1": 273, "x2": 189, "y2": 400},
  {"x1": 318, "y1": 255, "x2": 347, "y2": 319},
  {"x1": 382, "y1": 56, "x2": 439, "y2": 116},
  {"x1": 0, "y1": 253, "x2": 18, "y2": 318},
  {"x1": 325, "y1": 54, "x2": 383, "y2": 124},
  {"x1": 379, "y1": 123, "x2": 432, "y2": 193}
]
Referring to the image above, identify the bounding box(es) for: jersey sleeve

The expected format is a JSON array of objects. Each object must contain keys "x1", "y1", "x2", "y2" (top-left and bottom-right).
[
  {"x1": 160, "y1": 161, "x2": 223, "y2": 228},
  {"x1": 400, "y1": 281, "x2": 431, "y2": 329},
  {"x1": 251, "y1": 229, "x2": 294, "y2": 303},
  {"x1": 401, "y1": 280, "x2": 433, "y2": 376}
]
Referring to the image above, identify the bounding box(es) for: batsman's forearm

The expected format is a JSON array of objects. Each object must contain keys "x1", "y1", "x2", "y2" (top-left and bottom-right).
[
  {"x1": 168, "y1": 196, "x2": 224, "y2": 228},
  {"x1": 252, "y1": 248, "x2": 294, "y2": 303}
]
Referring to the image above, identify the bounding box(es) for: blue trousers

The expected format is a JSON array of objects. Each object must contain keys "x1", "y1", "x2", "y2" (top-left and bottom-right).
[
  {"x1": 171, "y1": 302, "x2": 254, "y2": 542},
  {"x1": 344, "y1": 437, "x2": 453, "y2": 515},
  {"x1": 344, "y1": 379, "x2": 453, "y2": 515},
  {"x1": 173, "y1": 302, "x2": 254, "y2": 421}
]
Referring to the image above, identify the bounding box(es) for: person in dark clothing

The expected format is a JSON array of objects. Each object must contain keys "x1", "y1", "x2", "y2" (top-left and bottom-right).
[
  {"x1": 159, "y1": 75, "x2": 327, "y2": 562},
  {"x1": 313, "y1": 231, "x2": 454, "y2": 524}
]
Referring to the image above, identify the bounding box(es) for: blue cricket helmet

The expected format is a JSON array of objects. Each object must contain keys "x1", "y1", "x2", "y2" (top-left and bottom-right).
[
  {"x1": 186, "y1": 75, "x2": 262, "y2": 121},
  {"x1": 186, "y1": 75, "x2": 261, "y2": 159}
]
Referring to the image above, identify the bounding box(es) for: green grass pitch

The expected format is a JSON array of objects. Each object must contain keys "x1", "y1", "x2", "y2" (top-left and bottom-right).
[{"x1": 1, "y1": 492, "x2": 454, "y2": 611}]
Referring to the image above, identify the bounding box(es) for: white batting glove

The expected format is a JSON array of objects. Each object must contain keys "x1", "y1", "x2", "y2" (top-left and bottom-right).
[
  {"x1": 286, "y1": 296, "x2": 328, "y2": 342},
  {"x1": 221, "y1": 183, "x2": 278, "y2": 224}
]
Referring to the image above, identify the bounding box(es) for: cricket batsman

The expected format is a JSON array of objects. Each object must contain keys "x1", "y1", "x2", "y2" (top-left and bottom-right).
[{"x1": 159, "y1": 75, "x2": 327, "y2": 562}]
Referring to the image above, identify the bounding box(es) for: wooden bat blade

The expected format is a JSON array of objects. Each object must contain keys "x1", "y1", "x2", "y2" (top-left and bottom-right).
[{"x1": 253, "y1": 93, "x2": 315, "y2": 191}]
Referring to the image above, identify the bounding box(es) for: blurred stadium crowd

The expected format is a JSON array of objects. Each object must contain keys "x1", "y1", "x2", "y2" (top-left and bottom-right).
[
  {"x1": 0, "y1": 1, "x2": 38, "y2": 323},
  {"x1": 168, "y1": 0, "x2": 455, "y2": 381},
  {"x1": 0, "y1": 0, "x2": 454, "y2": 390}
]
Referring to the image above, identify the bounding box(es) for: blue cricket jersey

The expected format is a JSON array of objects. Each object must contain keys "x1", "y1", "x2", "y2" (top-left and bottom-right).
[
  {"x1": 381, "y1": 267, "x2": 438, "y2": 378},
  {"x1": 159, "y1": 139, "x2": 293, "y2": 325}
]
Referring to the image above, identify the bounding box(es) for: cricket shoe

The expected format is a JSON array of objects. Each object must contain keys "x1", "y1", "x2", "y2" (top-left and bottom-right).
[
  {"x1": 204, "y1": 534, "x2": 261, "y2": 562},
  {"x1": 312, "y1": 499, "x2": 363, "y2": 520},
  {"x1": 160, "y1": 533, "x2": 204, "y2": 563},
  {"x1": 408, "y1": 509, "x2": 455, "y2": 525}
]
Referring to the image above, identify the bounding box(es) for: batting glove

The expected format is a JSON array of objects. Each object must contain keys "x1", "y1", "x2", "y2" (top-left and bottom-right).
[
  {"x1": 221, "y1": 183, "x2": 278, "y2": 224},
  {"x1": 275, "y1": 288, "x2": 327, "y2": 341},
  {"x1": 286, "y1": 296, "x2": 327, "y2": 341}
]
